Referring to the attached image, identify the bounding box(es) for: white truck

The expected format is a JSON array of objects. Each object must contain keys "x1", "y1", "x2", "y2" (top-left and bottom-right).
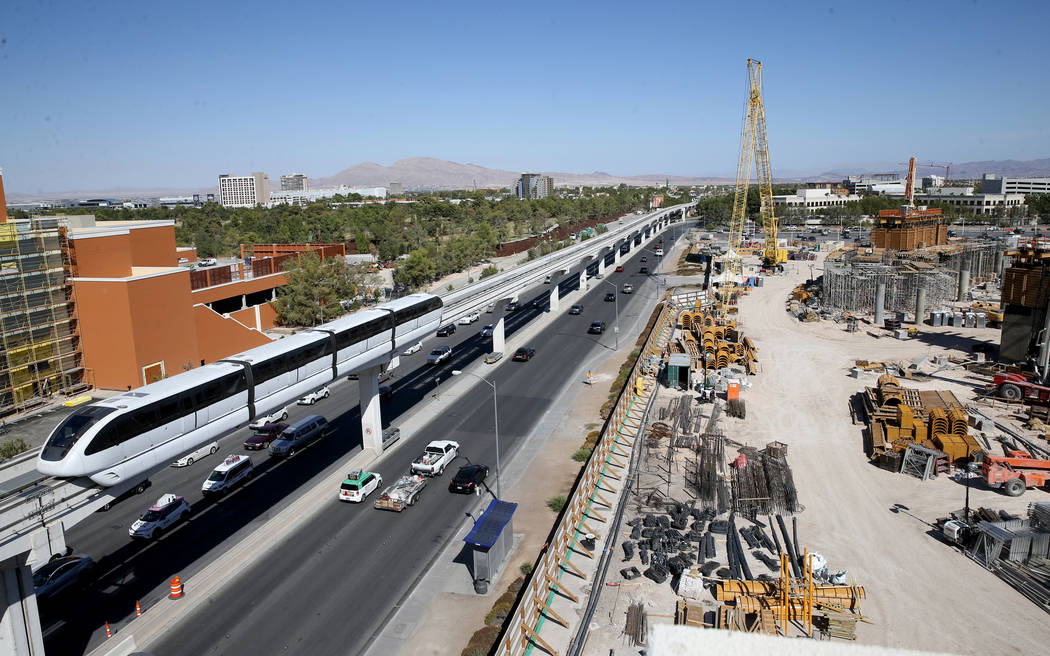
[
  {"x1": 411, "y1": 440, "x2": 459, "y2": 477},
  {"x1": 373, "y1": 474, "x2": 427, "y2": 512}
]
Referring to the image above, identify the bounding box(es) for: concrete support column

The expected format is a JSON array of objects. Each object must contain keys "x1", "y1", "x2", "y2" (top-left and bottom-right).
[
  {"x1": 359, "y1": 366, "x2": 383, "y2": 453},
  {"x1": 492, "y1": 315, "x2": 506, "y2": 354},
  {"x1": 994, "y1": 250, "x2": 1004, "y2": 278},
  {"x1": 241, "y1": 294, "x2": 248, "y2": 310},
  {"x1": 596, "y1": 253, "x2": 606, "y2": 276},
  {"x1": 549, "y1": 284, "x2": 561, "y2": 312},
  {"x1": 977, "y1": 252, "x2": 984, "y2": 278},
  {"x1": 614, "y1": 245, "x2": 622, "y2": 263},
  {"x1": 874, "y1": 282, "x2": 886, "y2": 326},
  {"x1": 915, "y1": 286, "x2": 927, "y2": 326},
  {"x1": 958, "y1": 268, "x2": 970, "y2": 302},
  {"x1": 0, "y1": 559, "x2": 44, "y2": 655},
  {"x1": 271, "y1": 288, "x2": 277, "y2": 301}
]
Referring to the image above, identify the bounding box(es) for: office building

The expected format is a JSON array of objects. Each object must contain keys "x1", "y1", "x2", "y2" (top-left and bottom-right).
[
  {"x1": 515, "y1": 173, "x2": 554, "y2": 199},
  {"x1": 772, "y1": 188, "x2": 861, "y2": 212},
  {"x1": 389, "y1": 182, "x2": 403, "y2": 196},
  {"x1": 980, "y1": 174, "x2": 1050, "y2": 196},
  {"x1": 916, "y1": 187, "x2": 1026, "y2": 216},
  {"x1": 218, "y1": 172, "x2": 271, "y2": 207},
  {"x1": 280, "y1": 174, "x2": 308, "y2": 191},
  {"x1": 843, "y1": 174, "x2": 905, "y2": 195},
  {"x1": 921, "y1": 175, "x2": 945, "y2": 189},
  {"x1": 269, "y1": 186, "x2": 387, "y2": 207}
]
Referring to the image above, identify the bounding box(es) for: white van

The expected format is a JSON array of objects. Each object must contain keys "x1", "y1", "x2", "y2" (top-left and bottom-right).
[
  {"x1": 171, "y1": 442, "x2": 219, "y2": 467},
  {"x1": 201, "y1": 455, "x2": 254, "y2": 496}
]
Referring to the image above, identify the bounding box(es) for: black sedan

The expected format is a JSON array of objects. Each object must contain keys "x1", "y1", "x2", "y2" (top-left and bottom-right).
[
  {"x1": 588, "y1": 321, "x2": 606, "y2": 334},
  {"x1": 639, "y1": 266, "x2": 648, "y2": 274},
  {"x1": 512, "y1": 347, "x2": 536, "y2": 361},
  {"x1": 33, "y1": 555, "x2": 95, "y2": 603},
  {"x1": 604, "y1": 292, "x2": 616, "y2": 302},
  {"x1": 449, "y1": 464, "x2": 489, "y2": 494},
  {"x1": 436, "y1": 323, "x2": 457, "y2": 336}
]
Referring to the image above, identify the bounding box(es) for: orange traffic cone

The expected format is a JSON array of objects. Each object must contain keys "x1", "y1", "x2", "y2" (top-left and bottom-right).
[
  {"x1": 105, "y1": 622, "x2": 112, "y2": 639},
  {"x1": 170, "y1": 576, "x2": 183, "y2": 599},
  {"x1": 135, "y1": 601, "x2": 142, "y2": 618}
]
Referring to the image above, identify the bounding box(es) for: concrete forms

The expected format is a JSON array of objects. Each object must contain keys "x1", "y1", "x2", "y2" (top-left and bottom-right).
[
  {"x1": 870, "y1": 207, "x2": 948, "y2": 251},
  {"x1": 820, "y1": 243, "x2": 999, "y2": 319}
]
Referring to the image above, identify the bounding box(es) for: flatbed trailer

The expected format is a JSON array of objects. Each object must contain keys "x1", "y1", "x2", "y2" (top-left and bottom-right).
[{"x1": 373, "y1": 474, "x2": 427, "y2": 512}]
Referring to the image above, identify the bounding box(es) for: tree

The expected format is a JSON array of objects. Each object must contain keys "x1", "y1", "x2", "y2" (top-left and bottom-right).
[
  {"x1": 393, "y1": 249, "x2": 437, "y2": 290},
  {"x1": 273, "y1": 253, "x2": 378, "y2": 327}
]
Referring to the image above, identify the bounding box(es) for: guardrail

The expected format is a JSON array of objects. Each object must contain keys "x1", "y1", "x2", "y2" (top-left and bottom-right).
[
  {"x1": 438, "y1": 203, "x2": 694, "y2": 323},
  {"x1": 494, "y1": 292, "x2": 682, "y2": 655}
]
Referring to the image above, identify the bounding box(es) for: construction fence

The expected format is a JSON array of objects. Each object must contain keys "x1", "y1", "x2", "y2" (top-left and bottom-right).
[{"x1": 494, "y1": 296, "x2": 681, "y2": 656}]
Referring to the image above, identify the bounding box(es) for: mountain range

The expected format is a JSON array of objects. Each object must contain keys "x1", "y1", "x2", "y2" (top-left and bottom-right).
[{"x1": 7, "y1": 157, "x2": 1050, "y2": 202}]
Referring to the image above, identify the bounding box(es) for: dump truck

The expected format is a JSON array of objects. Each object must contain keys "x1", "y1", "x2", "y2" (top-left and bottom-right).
[
  {"x1": 411, "y1": 440, "x2": 459, "y2": 477},
  {"x1": 373, "y1": 474, "x2": 427, "y2": 511},
  {"x1": 982, "y1": 450, "x2": 1050, "y2": 496}
]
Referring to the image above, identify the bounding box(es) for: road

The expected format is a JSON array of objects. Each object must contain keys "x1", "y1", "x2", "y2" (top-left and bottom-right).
[{"x1": 40, "y1": 225, "x2": 678, "y2": 654}]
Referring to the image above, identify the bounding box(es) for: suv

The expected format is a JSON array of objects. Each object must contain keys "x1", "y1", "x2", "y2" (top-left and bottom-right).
[
  {"x1": 588, "y1": 321, "x2": 606, "y2": 334},
  {"x1": 427, "y1": 346, "x2": 452, "y2": 365},
  {"x1": 129, "y1": 494, "x2": 190, "y2": 539},
  {"x1": 512, "y1": 347, "x2": 536, "y2": 361},
  {"x1": 202, "y1": 455, "x2": 254, "y2": 496},
  {"x1": 270, "y1": 415, "x2": 329, "y2": 457},
  {"x1": 436, "y1": 323, "x2": 456, "y2": 336},
  {"x1": 244, "y1": 423, "x2": 287, "y2": 450},
  {"x1": 339, "y1": 470, "x2": 383, "y2": 503}
]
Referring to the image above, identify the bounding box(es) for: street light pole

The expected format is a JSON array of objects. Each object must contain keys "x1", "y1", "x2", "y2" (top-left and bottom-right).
[{"x1": 451, "y1": 370, "x2": 501, "y2": 499}]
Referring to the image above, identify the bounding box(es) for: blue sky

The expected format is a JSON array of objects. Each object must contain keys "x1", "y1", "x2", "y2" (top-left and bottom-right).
[{"x1": 2, "y1": 0, "x2": 1048, "y2": 193}]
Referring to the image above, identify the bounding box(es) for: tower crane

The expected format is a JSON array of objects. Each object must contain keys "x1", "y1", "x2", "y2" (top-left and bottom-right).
[
  {"x1": 897, "y1": 160, "x2": 953, "y2": 186},
  {"x1": 721, "y1": 58, "x2": 783, "y2": 323}
]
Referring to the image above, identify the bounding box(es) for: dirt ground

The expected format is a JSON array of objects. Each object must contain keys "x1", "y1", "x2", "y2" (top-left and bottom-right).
[{"x1": 581, "y1": 255, "x2": 1050, "y2": 656}]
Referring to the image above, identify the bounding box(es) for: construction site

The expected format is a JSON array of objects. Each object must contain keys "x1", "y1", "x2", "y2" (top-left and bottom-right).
[{"x1": 537, "y1": 60, "x2": 1050, "y2": 656}]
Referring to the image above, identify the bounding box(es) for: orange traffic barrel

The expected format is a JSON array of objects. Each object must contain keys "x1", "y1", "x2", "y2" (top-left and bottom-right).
[
  {"x1": 170, "y1": 576, "x2": 183, "y2": 599},
  {"x1": 136, "y1": 600, "x2": 142, "y2": 618}
]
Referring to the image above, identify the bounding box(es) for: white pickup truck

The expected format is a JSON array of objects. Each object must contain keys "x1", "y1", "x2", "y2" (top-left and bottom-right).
[{"x1": 411, "y1": 440, "x2": 459, "y2": 477}]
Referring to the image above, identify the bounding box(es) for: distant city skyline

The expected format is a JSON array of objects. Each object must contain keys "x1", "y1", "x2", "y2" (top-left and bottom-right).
[{"x1": 2, "y1": 0, "x2": 1048, "y2": 193}]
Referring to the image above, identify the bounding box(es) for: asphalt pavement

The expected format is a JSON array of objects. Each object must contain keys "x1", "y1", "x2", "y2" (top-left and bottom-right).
[{"x1": 140, "y1": 235, "x2": 671, "y2": 656}]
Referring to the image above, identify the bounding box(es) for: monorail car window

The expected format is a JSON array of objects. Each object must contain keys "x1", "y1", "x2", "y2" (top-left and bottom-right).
[
  {"x1": 334, "y1": 316, "x2": 389, "y2": 351},
  {"x1": 394, "y1": 297, "x2": 442, "y2": 323},
  {"x1": 40, "y1": 406, "x2": 117, "y2": 460},
  {"x1": 251, "y1": 339, "x2": 330, "y2": 383}
]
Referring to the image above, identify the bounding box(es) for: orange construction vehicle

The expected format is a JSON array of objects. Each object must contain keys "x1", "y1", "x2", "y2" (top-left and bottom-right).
[
  {"x1": 994, "y1": 373, "x2": 1050, "y2": 404},
  {"x1": 982, "y1": 450, "x2": 1050, "y2": 497}
]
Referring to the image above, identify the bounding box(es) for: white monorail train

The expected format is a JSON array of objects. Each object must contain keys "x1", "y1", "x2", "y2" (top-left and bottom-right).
[{"x1": 37, "y1": 294, "x2": 443, "y2": 486}]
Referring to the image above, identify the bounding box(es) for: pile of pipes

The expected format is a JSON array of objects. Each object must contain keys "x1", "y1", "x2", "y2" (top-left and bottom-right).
[
  {"x1": 621, "y1": 504, "x2": 719, "y2": 585},
  {"x1": 731, "y1": 442, "x2": 801, "y2": 518},
  {"x1": 676, "y1": 310, "x2": 759, "y2": 375}
]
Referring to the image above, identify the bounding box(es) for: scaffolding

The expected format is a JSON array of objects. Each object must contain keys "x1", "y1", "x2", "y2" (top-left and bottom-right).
[
  {"x1": 0, "y1": 217, "x2": 87, "y2": 418},
  {"x1": 820, "y1": 243, "x2": 999, "y2": 315}
]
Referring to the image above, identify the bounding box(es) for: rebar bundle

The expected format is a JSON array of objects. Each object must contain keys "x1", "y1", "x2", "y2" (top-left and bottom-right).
[
  {"x1": 731, "y1": 444, "x2": 801, "y2": 518},
  {"x1": 688, "y1": 430, "x2": 729, "y2": 513}
]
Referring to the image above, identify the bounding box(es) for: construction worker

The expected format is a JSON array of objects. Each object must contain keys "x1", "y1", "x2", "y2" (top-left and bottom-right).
[{"x1": 585, "y1": 371, "x2": 594, "y2": 385}]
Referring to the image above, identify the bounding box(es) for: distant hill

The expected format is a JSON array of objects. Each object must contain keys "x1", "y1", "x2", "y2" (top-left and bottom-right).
[
  {"x1": 313, "y1": 157, "x2": 733, "y2": 190},
  {"x1": 791, "y1": 158, "x2": 1050, "y2": 183}
]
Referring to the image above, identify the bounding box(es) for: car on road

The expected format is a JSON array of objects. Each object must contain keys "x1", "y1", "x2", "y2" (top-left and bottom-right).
[
  {"x1": 32, "y1": 555, "x2": 95, "y2": 603},
  {"x1": 532, "y1": 297, "x2": 546, "y2": 308},
  {"x1": 506, "y1": 301, "x2": 521, "y2": 312},
  {"x1": 486, "y1": 304, "x2": 494, "y2": 313},
  {"x1": 458, "y1": 311, "x2": 480, "y2": 325},
  {"x1": 622, "y1": 283, "x2": 633, "y2": 294},
  {"x1": 640, "y1": 256, "x2": 647, "y2": 262},
  {"x1": 243, "y1": 423, "x2": 287, "y2": 450},
  {"x1": 615, "y1": 265, "x2": 624, "y2": 272},
  {"x1": 589, "y1": 321, "x2": 606, "y2": 334},
  {"x1": 97, "y1": 478, "x2": 152, "y2": 512},
  {"x1": 270, "y1": 415, "x2": 329, "y2": 458},
  {"x1": 339, "y1": 470, "x2": 383, "y2": 503},
  {"x1": 129, "y1": 494, "x2": 190, "y2": 539},
  {"x1": 449, "y1": 464, "x2": 489, "y2": 494},
  {"x1": 568, "y1": 304, "x2": 583, "y2": 315},
  {"x1": 480, "y1": 324, "x2": 495, "y2": 338},
  {"x1": 171, "y1": 442, "x2": 219, "y2": 467},
  {"x1": 427, "y1": 346, "x2": 452, "y2": 365},
  {"x1": 512, "y1": 347, "x2": 536, "y2": 362},
  {"x1": 297, "y1": 386, "x2": 330, "y2": 405},
  {"x1": 412, "y1": 440, "x2": 459, "y2": 477},
  {"x1": 544, "y1": 274, "x2": 552, "y2": 284},
  {"x1": 403, "y1": 341, "x2": 423, "y2": 355},
  {"x1": 604, "y1": 292, "x2": 616, "y2": 302},
  {"x1": 639, "y1": 266, "x2": 648, "y2": 274},
  {"x1": 249, "y1": 407, "x2": 289, "y2": 430},
  {"x1": 202, "y1": 454, "x2": 255, "y2": 496},
  {"x1": 484, "y1": 352, "x2": 504, "y2": 364},
  {"x1": 198, "y1": 257, "x2": 218, "y2": 267},
  {"x1": 436, "y1": 323, "x2": 457, "y2": 336}
]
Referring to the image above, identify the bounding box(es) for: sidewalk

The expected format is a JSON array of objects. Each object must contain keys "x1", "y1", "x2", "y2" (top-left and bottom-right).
[{"x1": 380, "y1": 233, "x2": 695, "y2": 656}]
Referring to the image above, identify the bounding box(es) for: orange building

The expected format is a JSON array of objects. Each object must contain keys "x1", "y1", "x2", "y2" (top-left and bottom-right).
[
  {"x1": 870, "y1": 207, "x2": 948, "y2": 251},
  {"x1": 69, "y1": 220, "x2": 285, "y2": 390}
]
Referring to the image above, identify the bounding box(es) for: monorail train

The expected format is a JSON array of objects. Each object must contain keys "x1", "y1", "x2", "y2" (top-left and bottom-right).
[{"x1": 37, "y1": 294, "x2": 443, "y2": 486}]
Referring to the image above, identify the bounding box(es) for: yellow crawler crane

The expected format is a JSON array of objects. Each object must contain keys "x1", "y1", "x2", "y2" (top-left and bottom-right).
[{"x1": 721, "y1": 58, "x2": 785, "y2": 325}]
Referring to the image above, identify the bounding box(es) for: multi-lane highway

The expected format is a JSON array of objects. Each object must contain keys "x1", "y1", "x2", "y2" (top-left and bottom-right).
[{"x1": 41, "y1": 227, "x2": 678, "y2": 655}]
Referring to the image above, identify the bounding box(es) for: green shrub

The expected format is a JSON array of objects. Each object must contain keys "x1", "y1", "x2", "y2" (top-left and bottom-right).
[
  {"x1": 520, "y1": 562, "x2": 534, "y2": 576},
  {"x1": 479, "y1": 265, "x2": 499, "y2": 279},
  {"x1": 0, "y1": 438, "x2": 29, "y2": 460},
  {"x1": 546, "y1": 495, "x2": 567, "y2": 513},
  {"x1": 583, "y1": 430, "x2": 601, "y2": 448},
  {"x1": 462, "y1": 625, "x2": 501, "y2": 656},
  {"x1": 572, "y1": 448, "x2": 592, "y2": 462}
]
